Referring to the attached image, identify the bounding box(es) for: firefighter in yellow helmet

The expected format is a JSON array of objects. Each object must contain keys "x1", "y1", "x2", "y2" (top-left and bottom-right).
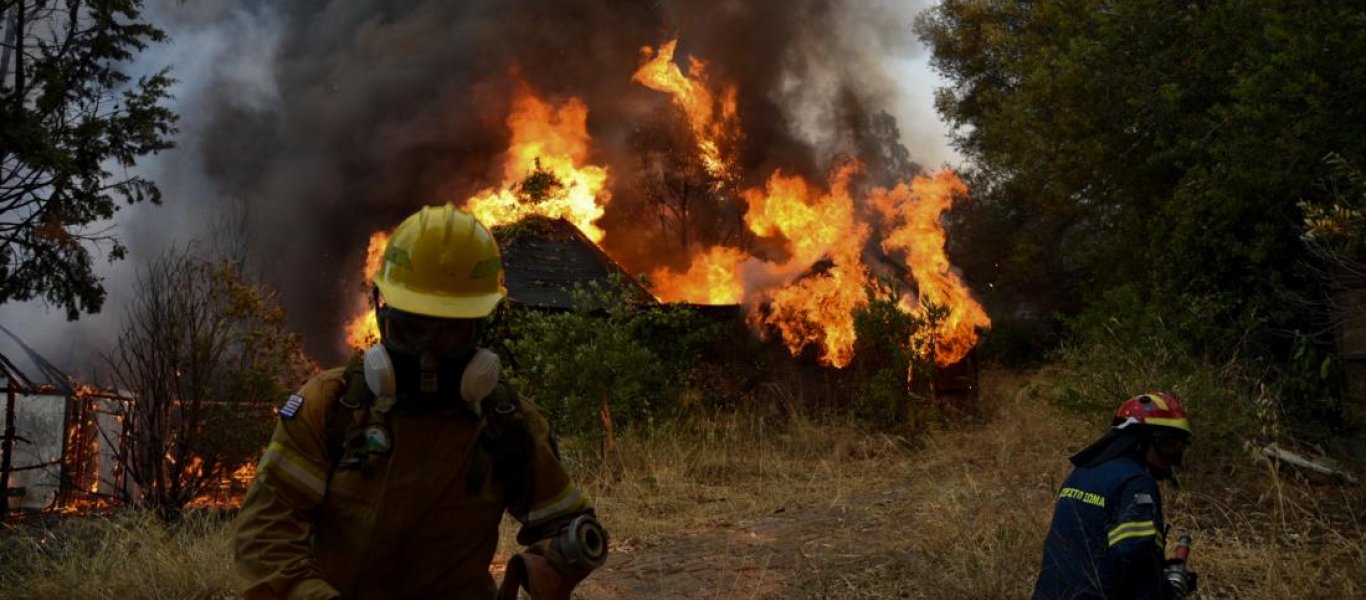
[{"x1": 234, "y1": 205, "x2": 607, "y2": 599}]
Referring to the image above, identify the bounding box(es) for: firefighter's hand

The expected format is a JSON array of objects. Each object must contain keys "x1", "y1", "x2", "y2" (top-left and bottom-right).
[
  {"x1": 518, "y1": 552, "x2": 573, "y2": 600},
  {"x1": 1185, "y1": 571, "x2": 1199, "y2": 596}
]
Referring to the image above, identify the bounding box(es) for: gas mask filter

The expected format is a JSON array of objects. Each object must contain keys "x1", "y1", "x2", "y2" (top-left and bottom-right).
[{"x1": 363, "y1": 344, "x2": 501, "y2": 412}]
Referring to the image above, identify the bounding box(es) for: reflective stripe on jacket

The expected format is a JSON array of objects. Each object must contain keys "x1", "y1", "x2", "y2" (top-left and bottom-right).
[
  {"x1": 1033, "y1": 455, "x2": 1166, "y2": 600},
  {"x1": 232, "y1": 367, "x2": 592, "y2": 599}
]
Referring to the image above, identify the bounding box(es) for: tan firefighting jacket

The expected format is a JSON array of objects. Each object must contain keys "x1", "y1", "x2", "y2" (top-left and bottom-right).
[{"x1": 233, "y1": 366, "x2": 592, "y2": 599}]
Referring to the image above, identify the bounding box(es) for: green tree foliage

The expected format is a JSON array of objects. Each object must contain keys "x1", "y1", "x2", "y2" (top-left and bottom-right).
[
  {"x1": 1303, "y1": 153, "x2": 1366, "y2": 259},
  {"x1": 1046, "y1": 286, "x2": 1264, "y2": 450},
  {"x1": 498, "y1": 276, "x2": 724, "y2": 437},
  {"x1": 104, "y1": 247, "x2": 313, "y2": 518},
  {"x1": 0, "y1": 0, "x2": 177, "y2": 319},
  {"x1": 919, "y1": 1, "x2": 1366, "y2": 352}
]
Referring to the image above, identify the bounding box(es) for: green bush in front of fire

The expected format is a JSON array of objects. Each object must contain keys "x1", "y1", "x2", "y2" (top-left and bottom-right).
[{"x1": 491, "y1": 275, "x2": 725, "y2": 438}]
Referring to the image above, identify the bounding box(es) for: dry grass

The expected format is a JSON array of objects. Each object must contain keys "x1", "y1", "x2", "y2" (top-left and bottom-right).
[
  {"x1": 0, "y1": 510, "x2": 237, "y2": 599},
  {"x1": 2, "y1": 369, "x2": 1362, "y2": 599}
]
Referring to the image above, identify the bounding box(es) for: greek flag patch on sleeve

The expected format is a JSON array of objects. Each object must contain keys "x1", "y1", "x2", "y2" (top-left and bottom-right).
[
  {"x1": 1134, "y1": 493, "x2": 1155, "y2": 505},
  {"x1": 279, "y1": 394, "x2": 305, "y2": 419}
]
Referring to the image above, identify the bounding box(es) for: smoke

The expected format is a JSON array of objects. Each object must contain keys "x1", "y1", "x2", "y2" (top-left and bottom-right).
[
  {"x1": 1, "y1": 0, "x2": 953, "y2": 370},
  {"x1": 0, "y1": 0, "x2": 285, "y2": 378}
]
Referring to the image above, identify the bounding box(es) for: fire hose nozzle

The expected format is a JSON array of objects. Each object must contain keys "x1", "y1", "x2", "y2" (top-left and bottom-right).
[
  {"x1": 1164, "y1": 534, "x2": 1194, "y2": 597},
  {"x1": 558, "y1": 514, "x2": 609, "y2": 572}
]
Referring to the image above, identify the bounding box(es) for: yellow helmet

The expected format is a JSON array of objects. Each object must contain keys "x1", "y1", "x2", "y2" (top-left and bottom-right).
[{"x1": 374, "y1": 205, "x2": 506, "y2": 318}]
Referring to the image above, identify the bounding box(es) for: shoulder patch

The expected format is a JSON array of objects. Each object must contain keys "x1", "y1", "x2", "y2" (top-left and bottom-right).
[
  {"x1": 1134, "y1": 492, "x2": 1155, "y2": 505},
  {"x1": 278, "y1": 394, "x2": 305, "y2": 419}
]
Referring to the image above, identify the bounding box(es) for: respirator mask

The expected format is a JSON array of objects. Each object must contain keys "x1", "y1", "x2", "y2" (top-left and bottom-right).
[{"x1": 362, "y1": 306, "x2": 500, "y2": 412}]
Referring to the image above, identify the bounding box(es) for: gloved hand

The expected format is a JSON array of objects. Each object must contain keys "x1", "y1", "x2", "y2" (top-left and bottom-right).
[
  {"x1": 1161, "y1": 559, "x2": 1197, "y2": 598},
  {"x1": 498, "y1": 552, "x2": 573, "y2": 600}
]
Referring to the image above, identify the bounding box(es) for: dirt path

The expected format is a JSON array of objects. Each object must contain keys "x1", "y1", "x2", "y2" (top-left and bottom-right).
[{"x1": 577, "y1": 487, "x2": 918, "y2": 599}]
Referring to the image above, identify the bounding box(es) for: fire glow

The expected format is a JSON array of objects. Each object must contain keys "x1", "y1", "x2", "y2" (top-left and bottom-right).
[
  {"x1": 344, "y1": 231, "x2": 390, "y2": 351},
  {"x1": 343, "y1": 38, "x2": 990, "y2": 376}
]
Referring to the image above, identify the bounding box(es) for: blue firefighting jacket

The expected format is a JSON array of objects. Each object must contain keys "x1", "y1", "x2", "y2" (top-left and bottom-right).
[{"x1": 1033, "y1": 455, "x2": 1167, "y2": 600}]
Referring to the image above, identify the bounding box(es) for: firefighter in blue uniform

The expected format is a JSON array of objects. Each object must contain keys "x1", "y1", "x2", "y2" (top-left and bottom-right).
[{"x1": 1033, "y1": 392, "x2": 1198, "y2": 599}]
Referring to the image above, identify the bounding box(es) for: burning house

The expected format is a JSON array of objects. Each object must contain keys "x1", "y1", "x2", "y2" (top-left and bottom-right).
[
  {"x1": 0, "y1": 326, "x2": 127, "y2": 514},
  {"x1": 329, "y1": 37, "x2": 991, "y2": 400}
]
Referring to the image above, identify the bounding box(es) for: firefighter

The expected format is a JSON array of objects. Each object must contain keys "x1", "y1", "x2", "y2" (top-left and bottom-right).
[
  {"x1": 234, "y1": 205, "x2": 607, "y2": 599},
  {"x1": 1033, "y1": 392, "x2": 1198, "y2": 600}
]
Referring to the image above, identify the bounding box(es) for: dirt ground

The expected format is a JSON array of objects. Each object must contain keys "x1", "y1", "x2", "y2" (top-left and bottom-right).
[{"x1": 577, "y1": 486, "x2": 926, "y2": 599}]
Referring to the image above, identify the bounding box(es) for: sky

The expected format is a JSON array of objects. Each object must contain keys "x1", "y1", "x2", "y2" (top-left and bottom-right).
[{"x1": 0, "y1": 0, "x2": 962, "y2": 378}]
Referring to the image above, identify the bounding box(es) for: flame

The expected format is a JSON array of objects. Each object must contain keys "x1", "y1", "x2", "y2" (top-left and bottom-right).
[
  {"x1": 633, "y1": 39, "x2": 740, "y2": 180},
  {"x1": 651, "y1": 162, "x2": 989, "y2": 371},
  {"x1": 871, "y1": 171, "x2": 991, "y2": 367},
  {"x1": 187, "y1": 461, "x2": 259, "y2": 509},
  {"x1": 344, "y1": 231, "x2": 390, "y2": 350},
  {"x1": 635, "y1": 37, "x2": 989, "y2": 374},
  {"x1": 344, "y1": 83, "x2": 611, "y2": 351},
  {"x1": 465, "y1": 83, "x2": 611, "y2": 241},
  {"x1": 761, "y1": 224, "x2": 871, "y2": 368},
  {"x1": 747, "y1": 165, "x2": 870, "y2": 367},
  {"x1": 651, "y1": 246, "x2": 749, "y2": 305}
]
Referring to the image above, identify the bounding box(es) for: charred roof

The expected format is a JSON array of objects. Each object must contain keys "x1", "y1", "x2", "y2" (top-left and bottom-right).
[{"x1": 495, "y1": 217, "x2": 655, "y2": 310}]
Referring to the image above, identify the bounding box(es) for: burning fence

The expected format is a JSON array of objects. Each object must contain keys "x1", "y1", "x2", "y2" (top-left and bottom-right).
[
  {"x1": 0, "y1": 329, "x2": 130, "y2": 514},
  {"x1": 343, "y1": 38, "x2": 990, "y2": 381}
]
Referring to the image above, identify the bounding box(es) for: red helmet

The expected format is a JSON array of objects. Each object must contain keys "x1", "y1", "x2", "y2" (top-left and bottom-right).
[{"x1": 1113, "y1": 392, "x2": 1191, "y2": 434}]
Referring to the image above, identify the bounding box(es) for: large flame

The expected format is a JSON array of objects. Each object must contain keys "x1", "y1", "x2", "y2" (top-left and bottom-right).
[
  {"x1": 651, "y1": 246, "x2": 750, "y2": 305},
  {"x1": 344, "y1": 231, "x2": 390, "y2": 350},
  {"x1": 632, "y1": 37, "x2": 989, "y2": 372},
  {"x1": 465, "y1": 83, "x2": 611, "y2": 241},
  {"x1": 633, "y1": 39, "x2": 741, "y2": 181},
  {"x1": 872, "y1": 171, "x2": 991, "y2": 367}
]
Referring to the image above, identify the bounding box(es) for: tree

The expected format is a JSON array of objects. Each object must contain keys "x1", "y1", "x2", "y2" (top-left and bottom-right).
[
  {"x1": 104, "y1": 247, "x2": 313, "y2": 517},
  {"x1": 0, "y1": 0, "x2": 177, "y2": 319},
  {"x1": 917, "y1": 1, "x2": 1366, "y2": 354},
  {"x1": 629, "y1": 112, "x2": 747, "y2": 257}
]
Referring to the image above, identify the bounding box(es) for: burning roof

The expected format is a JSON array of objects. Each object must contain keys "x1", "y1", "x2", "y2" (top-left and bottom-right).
[
  {"x1": 0, "y1": 324, "x2": 73, "y2": 394},
  {"x1": 497, "y1": 217, "x2": 653, "y2": 310}
]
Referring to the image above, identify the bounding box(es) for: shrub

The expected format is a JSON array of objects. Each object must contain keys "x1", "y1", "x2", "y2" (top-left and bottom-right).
[
  {"x1": 850, "y1": 283, "x2": 942, "y2": 434},
  {"x1": 496, "y1": 276, "x2": 725, "y2": 437},
  {"x1": 1044, "y1": 286, "x2": 1266, "y2": 451}
]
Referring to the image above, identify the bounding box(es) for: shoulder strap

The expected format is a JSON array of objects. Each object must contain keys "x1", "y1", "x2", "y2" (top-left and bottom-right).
[
  {"x1": 325, "y1": 357, "x2": 374, "y2": 464},
  {"x1": 468, "y1": 382, "x2": 533, "y2": 500}
]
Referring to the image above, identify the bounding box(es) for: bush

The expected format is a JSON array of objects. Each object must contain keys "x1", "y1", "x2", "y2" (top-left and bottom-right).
[
  {"x1": 850, "y1": 283, "x2": 940, "y2": 433},
  {"x1": 495, "y1": 276, "x2": 726, "y2": 437},
  {"x1": 1046, "y1": 285, "x2": 1347, "y2": 449},
  {"x1": 1044, "y1": 286, "x2": 1266, "y2": 451}
]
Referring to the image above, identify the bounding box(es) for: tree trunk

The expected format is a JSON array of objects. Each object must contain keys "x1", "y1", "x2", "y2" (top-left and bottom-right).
[{"x1": 0, "y1": 5, "x2": 17, "y2": 90}]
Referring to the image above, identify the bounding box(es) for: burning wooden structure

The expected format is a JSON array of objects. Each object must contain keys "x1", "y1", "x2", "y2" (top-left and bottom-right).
[
  {"x1": 497, "y1": 217, "x2": 655, "y2": 310},
  {"x1": 0, "y1": 326, "x2": 128, "y2": 516}
]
